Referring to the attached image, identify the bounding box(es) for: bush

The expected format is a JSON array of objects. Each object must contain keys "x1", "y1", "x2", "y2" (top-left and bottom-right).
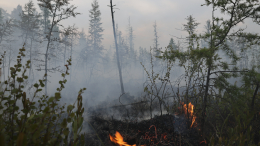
[
  {"x1": 0, "y1": 45, "x2": 86, "y2": 146},
  {"x1": 205, "y1": 83, "x2": 260, "y2": 146}
]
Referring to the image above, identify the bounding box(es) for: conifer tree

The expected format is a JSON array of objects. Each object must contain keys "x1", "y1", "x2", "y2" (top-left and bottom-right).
[
  {"x1": 0, "y1": 8, "x2": 9, "y2": 20},
  {"x1": 49, "y1": 24, "x2": 60, "y2": 66},
  {"x1": 78, "y1": 29, "x2": 90, "y2": 72},
  {"x1": 88, "y1": 0, "x2": 104, "y2": 61},
  {"x1": 19, "y1": 0, "x2": 41, "y2": 80},
  {"x1": 20, "y1": 1, "x2": 40, "y2": 43},
  {"x1": 40, "y1": 7, "x2": 51, "y2": 34},
  {"x1": 86, "y1": 0, "x2": 104, "y2": 84},
  {"x1": 183, "y1": 15, "x2": 200, "y2": 51},
  {"x1": 153, "y1": 21, "x2": 160, "y2": 61},
  {"x1": 0, "y1": 9, "x2": 4, "y2": 24},
  {"x1": 0, "y1": 18, "x2": 13, "y2": 45},
  {"x1": 168, "y1": 38, "x2": 177, "y2": 50},
  {"x1": 11, "y1": 5, "x2": 22, "y2": 22},
  {"x1": 127, "y1": 17, "x2": 135, "y2": 64},
  {"x1": 78, "y1": 29, "x2": 87, "y2": 50}
]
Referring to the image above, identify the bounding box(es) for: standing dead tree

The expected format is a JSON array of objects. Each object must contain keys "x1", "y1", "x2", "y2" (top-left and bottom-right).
[{"x1": 109, "y1": 0, "x2": 125, "y2": 95}]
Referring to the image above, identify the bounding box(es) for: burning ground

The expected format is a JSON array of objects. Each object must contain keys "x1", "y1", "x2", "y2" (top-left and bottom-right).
[
  {"x1": 84, "y1": 114, "x2": 202, "y2": 146},
  {"x1": 71, "y1": 99, "x2": 206, "y2": 146}
]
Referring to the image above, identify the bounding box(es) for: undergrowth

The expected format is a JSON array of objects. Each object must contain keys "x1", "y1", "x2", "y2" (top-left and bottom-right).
[{"x1": 0, "y1": 45, "x2": 86, "y2": 146}]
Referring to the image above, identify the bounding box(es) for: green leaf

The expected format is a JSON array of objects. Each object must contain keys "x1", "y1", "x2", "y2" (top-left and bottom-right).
[
  {"x1": 11, "y1": 89, "x2": 19, "y2": 94},
  {"x1": 48, "y1": 97, "x2": 55, "y2": 103},
  {"x1": 70, "y1": 113, "x2": 75, "y2": 118},
  {"x1": 67, "y1": 105, "x2": 74, "y2": 113},
  {"x1": 55, "y1": 92, "x2": 61, "y2": 99},
  {"x1": 43, "y1": 107, "x2": 50, "y2": 113},
  {"x1": 37, "y1": 89, "x2": 42, "y2": 92},
  {"x1": 34, "y1": 83, "x2": 39, "y2": 88}
]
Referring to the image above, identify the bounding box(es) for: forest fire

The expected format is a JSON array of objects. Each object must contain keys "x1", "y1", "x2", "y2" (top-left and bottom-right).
[
  {"x1": 108, "y1": 102, "x2": 199, "y2": 146},
  {"x1": 181, "y1": 102, "x2": 196, "y2": 128}
]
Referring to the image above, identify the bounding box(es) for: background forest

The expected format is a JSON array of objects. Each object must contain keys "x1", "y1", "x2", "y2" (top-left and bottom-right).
[{"x1": 0, "y1": 0, "x2": 260, "y2": 145}]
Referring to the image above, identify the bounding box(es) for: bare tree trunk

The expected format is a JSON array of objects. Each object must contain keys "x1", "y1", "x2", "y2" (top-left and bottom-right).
[
  {"x1": 8, "y1": 49, "x2": 11, "y2": 77},
  {"x1": 251, "y1": 83, "x2": 259, "y2": 110},
  {"x1": 70, "y1": 37, "x2": 73, "y2": 82},
  {"x1": 45, "y1": 49, "x2": 48, "y2": 95},
  {"x1": 64, "y1": 42, "x2": 67, "y2": 71},
  {"x1": 29, "y1": 38, "x2": 33, "y2": 79},
  {"x1": 2, "y1": 55, "x2": 5, "y2": 81},
  {"x1": 45, "y1": 23, "x2": 54, "y2": 95},
  {"x1": 110, "y1": 0, "x2": 125, "y2": 95},
  {"x1": 201, "y1": 64, "x2": 211, "y2": 136}
]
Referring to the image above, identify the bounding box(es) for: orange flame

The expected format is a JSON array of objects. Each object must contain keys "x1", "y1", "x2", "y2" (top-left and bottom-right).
[
  {"x1": 110, "y1": 131, "x2": 144, "y2": 146},
  {"x1": 182, "y1": 102, "x2": 196, "y2": 128}
]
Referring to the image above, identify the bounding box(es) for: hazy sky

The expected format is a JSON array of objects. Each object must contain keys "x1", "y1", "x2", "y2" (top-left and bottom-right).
[{"x1": 1, "y1": 0, "x2": 259, "y2": 51}]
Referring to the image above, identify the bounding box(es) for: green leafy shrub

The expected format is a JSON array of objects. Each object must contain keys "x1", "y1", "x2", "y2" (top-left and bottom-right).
[
  {"x1": 0, "y1": 45, "x2": 86, "y2": 146},
  {"x1": 205, "y1": 82, "x2": 260, "y2": 146}
]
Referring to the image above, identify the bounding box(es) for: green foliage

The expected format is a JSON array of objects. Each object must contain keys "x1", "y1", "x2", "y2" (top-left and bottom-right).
[
  {"x1": 206, "y1": 84, "x2": 260, "y2": 146},
  {"x1": 0, "y1": 45, "x2": 86, "y2": 146},
  {"x1": 155, "y1": 0, "x2": 260, "y2": 145}
]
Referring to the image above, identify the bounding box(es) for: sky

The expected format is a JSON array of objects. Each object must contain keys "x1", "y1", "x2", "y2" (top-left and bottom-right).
[{"x1": 1, "y1": 0, "x2": 259, "y2": 52}]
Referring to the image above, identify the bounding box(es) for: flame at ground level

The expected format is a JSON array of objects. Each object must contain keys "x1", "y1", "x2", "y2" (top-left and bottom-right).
[
  {"x1": 109, "y1": 102, "x2": 197, "y2": 145},
  {"x1": 109, "y1": 131, "x2": 144, "y2": 146}
]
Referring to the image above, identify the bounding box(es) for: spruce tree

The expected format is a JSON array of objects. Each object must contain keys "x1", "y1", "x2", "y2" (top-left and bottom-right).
[
  {"x1": 0, "y1": 18, "x2": 13, "y2": 45},
  {"x1": 19, "y1": 0, "x2": 41, "y2": 80},
  {"x1": 87, "y1": 0, "x2": 104, "y2": 85},
  {"x1": 0, "y1": 9, "x2": 4, "y2": 24},
  {"x1": 168, "y1": 38, "x2": 177, "y2": 50},
  {"x1": 40, "y1": 7, "x2": 51, "y2": 34},
  {"x1": 78, "y1": 29, "x2": 90, "y2": 72},
  {"x1": 88, "y1": 0, "x2": 104, "y2": 61},
  {"x1": 78, "y1": 29, "x2": 87, "y2": 50},
  {"x1": 183, "y1": 15, "x2": 200, "y2": 51},
  {"x1": 153, "y1": 21, "x2": 160, "y2": 59},
  {"x1": 11, "y1": 5, "x2": 22, "y2": 21},
  {"x1": 127, "y1": 17, "x2": 135, "y2": 64}
]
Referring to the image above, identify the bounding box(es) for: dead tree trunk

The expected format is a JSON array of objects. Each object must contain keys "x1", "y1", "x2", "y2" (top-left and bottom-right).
[{"x1": 110, "y1": 0, "x2": 125, "y2": 95}]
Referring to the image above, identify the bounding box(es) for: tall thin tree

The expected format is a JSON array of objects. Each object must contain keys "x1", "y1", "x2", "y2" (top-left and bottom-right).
[
  {"x1": 37, "y1": 0, "x2": 80, "y2": 95},
  {"x1": 88, "y1": 0, "x2": 104, "y2": 83},
  {"x1": 109, "y1": 0, "x2": 125, "y2": 95}
]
